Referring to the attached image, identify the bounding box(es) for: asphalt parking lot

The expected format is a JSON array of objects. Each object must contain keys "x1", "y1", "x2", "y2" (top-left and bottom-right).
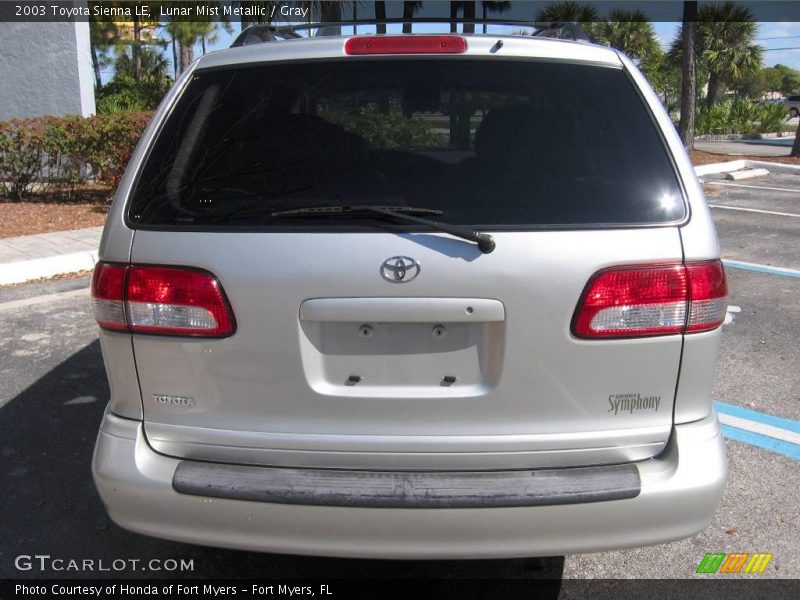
[{"x1": 0, "y1": 168, "x2": 798, "y2": 588}]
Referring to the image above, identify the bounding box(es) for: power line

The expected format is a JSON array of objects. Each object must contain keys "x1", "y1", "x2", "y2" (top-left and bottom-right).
[
  {"x1": 763, "y1": 46, "x2": 800, "y2": 51},
  {"x1": 757, "y1": 35, "x2": 800, "y2": 41}
]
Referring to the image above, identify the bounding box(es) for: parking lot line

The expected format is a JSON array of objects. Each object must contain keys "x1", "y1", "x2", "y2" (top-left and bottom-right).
[
  {"x1": 709, "y1": 204, "x2": 800, "y2": 218},
  {"x1": 722, "y1": 260, "x2": 800, "y2": 279},
  {"x1": 717, "y1": 401, "x2": 800, "y2": 434},
  {"x1": 716, "y1": 401, "x2": 800, "y2": 461},
  {"x1": 721, "y1": 425, "x2": 800, "y2": 460},
  {"x1": 718, "y1": 413, "x2": 800, "y2": 445},
  {"x1": 706, "y1": 181, "x2": 800, "y2": 194}
]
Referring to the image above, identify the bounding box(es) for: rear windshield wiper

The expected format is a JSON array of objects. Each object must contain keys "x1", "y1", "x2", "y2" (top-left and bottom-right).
[{"x1": 271, "y1": 205, "x2": 496, "y2": 254}]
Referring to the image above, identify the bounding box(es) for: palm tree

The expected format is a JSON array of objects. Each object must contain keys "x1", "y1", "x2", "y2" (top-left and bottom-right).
[
  {"x1": 670, "y1": 1, "x2": 762, "y2": 109},
  {"x1": 536, "y1": 1, "x2": 599, "y2": 25},
  {"x1": 698, "y1": 2, "x2": 762, "y2": 108},
  {"x1": 166, "y1": 2, "x2": 232, "y2": 75},
  {"x1": 375, "y1": 1, "x2": 387, "y2": 34},
  {"x1": 114, "y1": 46, "x2": 169, "y2": 81},
  {"x1": 592, "y1": 9, "x2": 659, "y2": 63},
  {"x1": 89, "y1": 16, "x2": 119, "y2": 90},
  {"x1": 402, "y1": 1, "x2": 423, "y2": 34},
  {"x1": 448, "y1": 2, "x2": 511, "y2": 34}
]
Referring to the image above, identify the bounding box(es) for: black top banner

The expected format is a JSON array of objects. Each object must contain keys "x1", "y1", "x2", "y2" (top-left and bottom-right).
[{"x1": 2, "y1": 1, "x2": 800, "y2": 24}]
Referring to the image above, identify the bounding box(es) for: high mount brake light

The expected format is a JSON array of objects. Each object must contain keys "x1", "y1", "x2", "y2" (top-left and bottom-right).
[
  {"x1": 345, "y1": 35, "x2": 468, "y2": 55},
  {"x1": 91, "y1": 263, "x2": 236, "y2": 337},
  {"x1": 572, "y1": 261, "x2": 728, "y2": 339}
]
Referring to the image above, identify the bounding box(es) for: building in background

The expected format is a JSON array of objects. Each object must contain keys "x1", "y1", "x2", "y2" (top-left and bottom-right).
[{"x1": 0, "y1": 20, "x2": 95, "y2": 120}]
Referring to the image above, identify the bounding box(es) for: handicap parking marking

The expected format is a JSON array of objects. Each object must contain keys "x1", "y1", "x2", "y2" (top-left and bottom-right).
[
  {"x1": 722, "y1": 260, "x2": 800, "y2": 279},
  {"x1": 721, "y1": 425, "x2": 800, "y2": 461},
  {"x1": 716, "y1": 401, "x2": 800, "y2": 461}
]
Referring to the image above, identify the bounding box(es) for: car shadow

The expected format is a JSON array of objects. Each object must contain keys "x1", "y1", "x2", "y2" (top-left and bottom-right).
[{"x1": 0, "y1": 340, "x2": 564, "y2": 596}]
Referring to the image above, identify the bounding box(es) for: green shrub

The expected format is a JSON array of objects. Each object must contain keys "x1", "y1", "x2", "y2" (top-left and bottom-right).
[
  {"x1": 0, "y1": 112, "x2": 152, "y2": 201},
  {"x1": 728, "y1": 101, "x2": 760, "y2": 135},
  {"x1": 696, "y1": 100, "x2": 778, "y2": 136},
  {"x1": 696, "y1": 103, "x2": 731, "y2": 135},
  {"x1": 96, "y1": 76, "x2": 170, "y2": 114},
  {"x1": 758, "y1": 103, "x2": 789, "y2": 134},
  {"x1": 0, "y1": 119, "x2": 48, "y2": 200}
]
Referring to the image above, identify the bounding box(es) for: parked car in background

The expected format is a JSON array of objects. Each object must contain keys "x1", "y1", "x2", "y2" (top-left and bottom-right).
[
  {"x1": 785, "y1": 94, "x2": 800, "y2": 118},
  {"x1": 91, "y1": 25, "x2": 729, "y2": 558}
]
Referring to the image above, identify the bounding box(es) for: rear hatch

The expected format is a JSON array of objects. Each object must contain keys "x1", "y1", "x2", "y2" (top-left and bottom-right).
[{"x1": 125, "y1": 48, "x2": 690, "y2": 470}]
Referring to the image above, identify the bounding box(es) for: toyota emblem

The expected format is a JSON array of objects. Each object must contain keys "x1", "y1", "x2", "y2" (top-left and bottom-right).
[{"x1": 380, "y1": 256, "x2": 420, "y2": 283}]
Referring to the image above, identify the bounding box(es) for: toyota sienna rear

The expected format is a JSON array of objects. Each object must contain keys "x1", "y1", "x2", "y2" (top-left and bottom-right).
[{"x1": 91, "y1": 30, "x2": 728, "y2": 558}]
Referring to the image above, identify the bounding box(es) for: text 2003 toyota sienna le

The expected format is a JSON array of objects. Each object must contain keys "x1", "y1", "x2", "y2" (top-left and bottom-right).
[{"x1": 91, "y1": 30, "x2": 728, "y2": 558}]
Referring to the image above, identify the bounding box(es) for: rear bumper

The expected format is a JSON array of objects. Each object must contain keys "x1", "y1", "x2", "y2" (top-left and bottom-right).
[{"x1": 93, "y1": 410, "x2": 727, "y2": 559}]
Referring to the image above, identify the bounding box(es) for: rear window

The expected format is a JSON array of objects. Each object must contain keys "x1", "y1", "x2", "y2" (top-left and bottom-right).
[{"x1": 128, "y1": 59, "x2": 685, "y2": 229}]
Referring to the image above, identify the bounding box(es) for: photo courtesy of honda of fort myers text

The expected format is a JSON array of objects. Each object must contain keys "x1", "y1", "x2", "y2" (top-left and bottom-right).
[{"x1": 1, "y1": 1, "x2": 800, "y2": 599}]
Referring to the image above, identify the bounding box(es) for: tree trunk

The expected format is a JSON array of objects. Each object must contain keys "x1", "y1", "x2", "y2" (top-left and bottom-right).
[
  {"x1": 791, "y1": 121, "x2": 800, "y2": 157},
  {"x1": 706, "y1": 71, "x2": 720, "y2": 109},
  {"x1": 201, "y1": 35, "x2": 206, "y2": 55},
  {"x1": 463, "y1": 1, "x2": 476, "y2": 34},
  {"x1": 172, "y1": 36, "x2": 179, "y2": 78},
  {"x1": 91, "y1": 44, "x2": 102, "y2": 90},
  {"x1": 180, "y1": 42, "x2": 193, "y2": 74},
  {"x1": 403, "y1": 2, "x2": 415, "y2": 33},
  {"x1": 375, "y1": 2, "x2": 387, "y2": 34},
  {"x1": 678, "y1": 2, "x2": 698, "y2": 151},
  {"x1": 320, "y1": 1, "x2": 342, "y2": 35},
  {"x1": 133, "y1": 15, "x2": 142, "y2": 80}
]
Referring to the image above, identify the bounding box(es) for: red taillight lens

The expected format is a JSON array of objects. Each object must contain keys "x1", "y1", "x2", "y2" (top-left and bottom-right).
[
  {"x1": 91, "y1": 263, "x2": 235, "y2": 337},
  {"x1": 126, "y1": 266, "x2": 235, "y2": 337},
  {"x1": 686, "y1": 260, "x2": 728, "y2": 332},
  {"x1": 572, "y1": 260, "x2": 727, "y2": 339},
  {"x1": 345, "y1": 35, "x2": 467, "y2": 55},
  {"x1": 91, "y1": 263, "x2": 127, "y2": 331}
]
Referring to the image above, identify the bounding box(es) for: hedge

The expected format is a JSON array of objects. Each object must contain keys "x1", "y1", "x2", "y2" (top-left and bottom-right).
[{"x1": 0, "y1": 112, "x2": 152, "y2": 201}]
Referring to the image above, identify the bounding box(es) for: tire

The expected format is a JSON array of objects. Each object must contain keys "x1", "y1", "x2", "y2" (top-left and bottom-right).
[{"x1": 790, "y1": 107, "x2": 799, "y2": 119}]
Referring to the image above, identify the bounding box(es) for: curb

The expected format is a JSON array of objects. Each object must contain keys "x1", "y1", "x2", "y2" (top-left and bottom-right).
[
  {"x1": 0, "y1": 250, "x2": 98, "y2": 286},
  {"x1": 695, "y1": 159, "x2": 800, "y2": 177}
]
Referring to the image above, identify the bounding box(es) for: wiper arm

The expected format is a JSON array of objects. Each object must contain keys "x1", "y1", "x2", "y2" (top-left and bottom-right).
[{"x1": 272, "y1": 205, "x2": 496, "y2": 254}]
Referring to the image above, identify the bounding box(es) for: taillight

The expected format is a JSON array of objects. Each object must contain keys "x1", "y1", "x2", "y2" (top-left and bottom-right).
[
  {"x1": 344, "y1": 35, "x2": 467, "y2": 55},
  {"x1": 572, "y1": 261, "x2": 727, "y2": 339},
  {"x1": 91, "y1": 263, "x2": 235, "y2": 337},
  {"x1": 685, "y1": 260, "x2": 728, "y2": 332},
  {"x1": 92, "y1": 263, "x2": 128, "y2": 331}
]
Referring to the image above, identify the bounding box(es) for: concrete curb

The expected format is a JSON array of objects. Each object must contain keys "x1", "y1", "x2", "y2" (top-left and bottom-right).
[
  {"x1": 695, "y1": 159, "x2": 800, "y2": 177},
  {"x1": 726, "y1": 168, "x2": 771, "y2": 181},
  {"x1": 0, "y1": 250, "x2": 98, "y2": 286}
]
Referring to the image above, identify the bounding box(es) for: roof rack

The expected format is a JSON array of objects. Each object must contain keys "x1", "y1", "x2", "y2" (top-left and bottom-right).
[{"x1": 231, "y1": 20, "x2": 592, "y2": 48}]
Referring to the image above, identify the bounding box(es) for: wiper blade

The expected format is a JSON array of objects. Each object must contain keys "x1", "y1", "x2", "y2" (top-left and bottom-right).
[
  {"x1": 272, "y1": 205, "x2": 496, "y2": 254},
  {"x1": 271, "y1": 205, "x2": 442, "y2": 217}
]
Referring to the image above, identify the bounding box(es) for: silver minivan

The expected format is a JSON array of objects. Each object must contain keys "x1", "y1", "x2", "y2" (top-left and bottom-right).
[{"x1": 91, "y1": 28, "x2": 728, "y2": 558}]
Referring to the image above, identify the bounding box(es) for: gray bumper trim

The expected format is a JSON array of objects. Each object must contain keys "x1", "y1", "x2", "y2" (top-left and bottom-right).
[{"x1": 172, "y1": 461, "x2": 641, "y2": 508}]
